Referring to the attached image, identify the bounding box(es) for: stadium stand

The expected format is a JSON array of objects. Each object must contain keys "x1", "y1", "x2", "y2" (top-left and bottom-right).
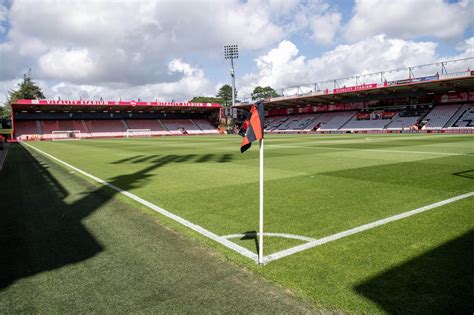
[
  {"x1": 271, "y1": 114, "x2": 315, "y2": 132},
  {"x1": 192, "y1": 119, "x2": 220, "y2": 134},
  {"x1": 340, "y1": 115, "x2": 391, "y2": 131},
  {"x1": 422, "y1": 105, "x2": 462, "y2": 130},
  {"x1": 450, "y1": 105, "x2": 474, "y2": 128},
  {"x1": 385, "y1": 114, "x2": 421, "y2": 130},
  {"x1": 12, "y1": 100, "x2": 222, "y2": 140},
  {"x1": 88, "y1": 120, "x2": 127, "y2": 138},
  {"x1": 12, "y1": 71, "x2": 474, "y2": 141},
  {"x1": 265, "y1": 116, "x2": 289, "y2": 132},
  {"x1": 14, "y1": 121, "x2": 39, "y2": 140},
  {"x1": 260, "y1": 103, "x2": 474, "y2": 133},
  {"x1": 318, "y1": 111, "x2": 356, "y2": 131},
  {"x1": 125, "y1": 119, "x2": 169, "y2": 135},
  {"x1": 161, "y1": 119, "x2": 202, "y2": 135}
]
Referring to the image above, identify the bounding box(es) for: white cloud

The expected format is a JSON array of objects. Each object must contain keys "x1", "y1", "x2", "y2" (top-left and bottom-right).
[
  {"x1": 0, "y1": 1, "x2": 7, "y2": 34},
  {"x1": 0, "y1": 79, "x2": 21, "y2": 104},
  {"x1": 240, "y1": 40, "x2": 310, "y2": 95},
  {"x1": 0, "y1": 58, "x2": 212, "y2": 103},
  {"x1": 345, "y1": 0, "x2": 473, "y2": 41},
  {"x1": 456, "y1": 37, "x2": 474, "y2": 57},
  {"x1": 43, "y1": 59, "x2": 211, "y2": 102},
  {"x1": 240, "y1": 35, "x2": 442, "y2": 96},
  {"x1": 1, "y1": 0, "x2": 291, "y2": 84},
  {"x1": 39, "y1": 49, "x2": 97, "y2": 81},
  {"x1": 0, "y1": 0, "x2": 339, "y2": 100},
  {"x1": 310, "y1": 12, "x2": 341, "y2": 44}
]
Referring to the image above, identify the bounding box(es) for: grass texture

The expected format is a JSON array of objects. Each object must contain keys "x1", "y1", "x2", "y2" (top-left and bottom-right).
[{"x1": 2, "y1": 133, "x2": 473, "y2": 313}]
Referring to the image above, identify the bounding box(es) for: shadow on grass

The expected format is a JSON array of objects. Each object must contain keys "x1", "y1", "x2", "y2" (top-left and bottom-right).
[
  {"x1": 319, "y1": 155, "x2": 474, "y2": 192},
  {"x1": 240, "y1": 231, "x2": 259, "y2": 254},
  {"x1": 111, "y1": 153, "x2": 235, "y2": 165},
  {"x1": 453, "y1": 170, "x2": 474, "y2": 180},
  {"x1": 354, "y1": 230, "x2": 474, "y2": 313},
  {"x1": 0, "y1": 145, "x2": 209, "y2": 289}
]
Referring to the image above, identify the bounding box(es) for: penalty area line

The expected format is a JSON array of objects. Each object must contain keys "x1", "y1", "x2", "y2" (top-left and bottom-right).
[
  {"x1": 22, "y1": 142, "x2": 258, "y2": 263},
  {"x1": 264, "y1": 191, "x2": 474, "y2": 264}
]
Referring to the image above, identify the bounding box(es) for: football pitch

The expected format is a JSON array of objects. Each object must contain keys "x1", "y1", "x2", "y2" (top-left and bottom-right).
[{"x1": 6, "y1": 133, "x2": 474, "y2": 312}]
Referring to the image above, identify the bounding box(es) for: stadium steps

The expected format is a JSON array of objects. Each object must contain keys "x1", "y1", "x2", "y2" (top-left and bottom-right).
[
  {"x1": 418, "y1": 110, "x2": 431, "y2": 124},
  {"x1": 157, "y1": 119, "x2": 169, "y2": 132},
  {"x1": 334, "y1": 112, "x2": 357, "y2": 130},
  {"x1": 302, "y1": 114, "x2": 323, "y2": 131},
  {"x1": 444, "y1": 104, "x2": 468, "y2": 128},
  {"x1": 36, "y1": 120, "x2": 42, "y2": 135},
  {"x1": 453, "y1": 104, "x2": 471, "y2": 127},
  {"x1": 121, "y1": 119, "x2": 130, "y2": 129},
  {"x1": 81, "y1": 120, "x2": 91, "y2": 133},
  {"x1": 301, "y1": 114, "x2": 322, "y2": 131},
  {"x1": 190, "y1": 119, "x2": 203, "y2": 131}
]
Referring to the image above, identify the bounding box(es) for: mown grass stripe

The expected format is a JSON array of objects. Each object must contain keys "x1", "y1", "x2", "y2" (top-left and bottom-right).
[
  {"x1": 22, "y1": 142, "x2": 259, "y2": 263},
  {"x1": 264, "y1": 191, "x2": 474, "y2": 263}
]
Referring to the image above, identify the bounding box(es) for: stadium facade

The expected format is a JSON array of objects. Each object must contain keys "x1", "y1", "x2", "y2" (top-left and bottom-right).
[
  {"x1": 10, "y1": 62, "x2": 474, "y2": 141},
  {"x1": 237, "y1": 67, "x2": 474, "y2": 134},
  {"x1": 11, "y1": 100, "x2": 223, "y2": 140}
]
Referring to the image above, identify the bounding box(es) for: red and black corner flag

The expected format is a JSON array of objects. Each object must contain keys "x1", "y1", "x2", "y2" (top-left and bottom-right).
[{"x1": 239, "y1": 101, "x2": 264, "y2": 153}]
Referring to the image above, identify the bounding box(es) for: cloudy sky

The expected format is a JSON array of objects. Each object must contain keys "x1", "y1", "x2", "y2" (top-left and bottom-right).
[{"x1": 0, "y1": 0, "x2": 473, "y2": 103}]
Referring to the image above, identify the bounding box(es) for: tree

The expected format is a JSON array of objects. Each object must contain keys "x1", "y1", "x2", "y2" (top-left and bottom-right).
[
  {"x1": 0, "y1": 106, "x2": 11, "y2": 119},
  {"x1": 216, "y1": 84, "x2": 236, "y2": 107},
  {"x1": 1, "y1": 70, "x2": 45, "y2": 119},
  {"x1": 190, "y1": 96, "x2": 224, "y2": 104},
  {"x1": 8, "y1": 70, "x2": 45, "y2": 103},
  {"x1": 251, "y1": 86, "x2": 279, "y2": 100}
]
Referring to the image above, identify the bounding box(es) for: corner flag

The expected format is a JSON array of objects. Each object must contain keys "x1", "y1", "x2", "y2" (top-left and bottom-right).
[
  {"x1": 239, "y1": 101, "x2": 266, "y2": 265},
  {"x1": 240, "y1": 101, "x2": 264, "y2": 153}
]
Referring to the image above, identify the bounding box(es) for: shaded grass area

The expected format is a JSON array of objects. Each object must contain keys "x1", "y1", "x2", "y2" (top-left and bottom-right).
[
  {"x1": 355, "y1": 230, "x2": 474, "y2": 313},
  {"x1": 20, "y1": 133, "x2": 474, "y2": 313},
  {"x1": 0, "y1": 145, "x2": 317, "y2": 313}
]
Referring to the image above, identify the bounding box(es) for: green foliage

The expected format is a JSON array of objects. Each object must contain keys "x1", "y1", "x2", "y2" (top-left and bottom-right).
[
  {"x1": 0, "y1": 106, "x2": 11, "y2": 119},
  {"x1": 1, "y1": 71, "x2": 45, "y2": 119},
  {"x1": 190, "y1": 96, "x2": 224, "y2": 104},
  {"x1": 216, "y1": 84, "x2": 235, "y2": 106},
  {"x1": 251, "y1": 86, "x2": 279, "y2": 100},
  {"x1": 7, "y1": 70, "x2": 45, "y2": 103}
]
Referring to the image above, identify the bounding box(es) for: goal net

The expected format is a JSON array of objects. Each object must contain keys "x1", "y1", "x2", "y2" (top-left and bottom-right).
[
  {"x1": 126, "y1": 129, "x2": 152, "y2": 138},
  {"x1": 52, "y1": 130, "x2": 81, "y2": 141}
]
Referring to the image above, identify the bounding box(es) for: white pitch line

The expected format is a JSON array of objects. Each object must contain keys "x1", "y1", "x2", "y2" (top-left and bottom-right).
[
  {"x1": 263, "y1": 191, "x2": 474, "y2": 264},
  {"x1": 268, "y1": 144, "x2": 467, "y2": 156},
  {"x1": 22, "y1": 142, "x2": 258, "y2": 262}
]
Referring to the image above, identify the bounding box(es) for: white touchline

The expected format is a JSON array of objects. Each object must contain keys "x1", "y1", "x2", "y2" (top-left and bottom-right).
[
  {"x1": 263, "y1": 191, "x2": 474, "y2": 264},
  {"x1": 268, "y1": 144, "x2": 466, "y2": 156},
  {"x1": 22, "y1": 142, "x2": 258, "y2": 263}
]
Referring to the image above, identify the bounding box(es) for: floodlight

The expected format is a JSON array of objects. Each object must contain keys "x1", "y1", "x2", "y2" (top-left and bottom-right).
[{"x1": 224, "y1": 44, "x2": 239, "y2": 109}]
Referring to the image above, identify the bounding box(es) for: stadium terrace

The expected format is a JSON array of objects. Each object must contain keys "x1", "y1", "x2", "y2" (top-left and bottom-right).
[
  {"x1": 10, "y1": 62, "x2": 474, "y2": 142},
  {"x1": 11, "y1": 100, "x2": 223, "y2": 141},
  {"x1": 235, "y1": 67, "x2": 474, "y2": 135}
]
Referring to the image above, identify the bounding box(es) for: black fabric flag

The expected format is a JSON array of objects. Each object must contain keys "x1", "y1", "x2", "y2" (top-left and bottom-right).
[{"x1": 240, "y1": 101, "x2": 264, "y2": 153}]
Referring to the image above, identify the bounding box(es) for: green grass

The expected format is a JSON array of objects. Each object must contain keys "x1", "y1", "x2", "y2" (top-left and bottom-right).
[
  {"x1": 0, "y1": 144, "x2": 316, "y2": 313},
  {"x1": 3, "y1": 133, "x2": 474, "y2": 313}
]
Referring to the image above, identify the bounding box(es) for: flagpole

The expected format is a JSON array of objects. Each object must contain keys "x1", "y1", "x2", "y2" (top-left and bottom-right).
[{"x1": 259, "y1": 138, "x2": 264, "y2": 264}]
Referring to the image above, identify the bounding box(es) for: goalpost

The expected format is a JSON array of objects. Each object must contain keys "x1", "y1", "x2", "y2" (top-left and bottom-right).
[
  {"x1": 52, "y1": 130, "x2": 82, "y2": 141},
  {"x1": 126, "y1": 129, "x2": 152, "y2": 138}
]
